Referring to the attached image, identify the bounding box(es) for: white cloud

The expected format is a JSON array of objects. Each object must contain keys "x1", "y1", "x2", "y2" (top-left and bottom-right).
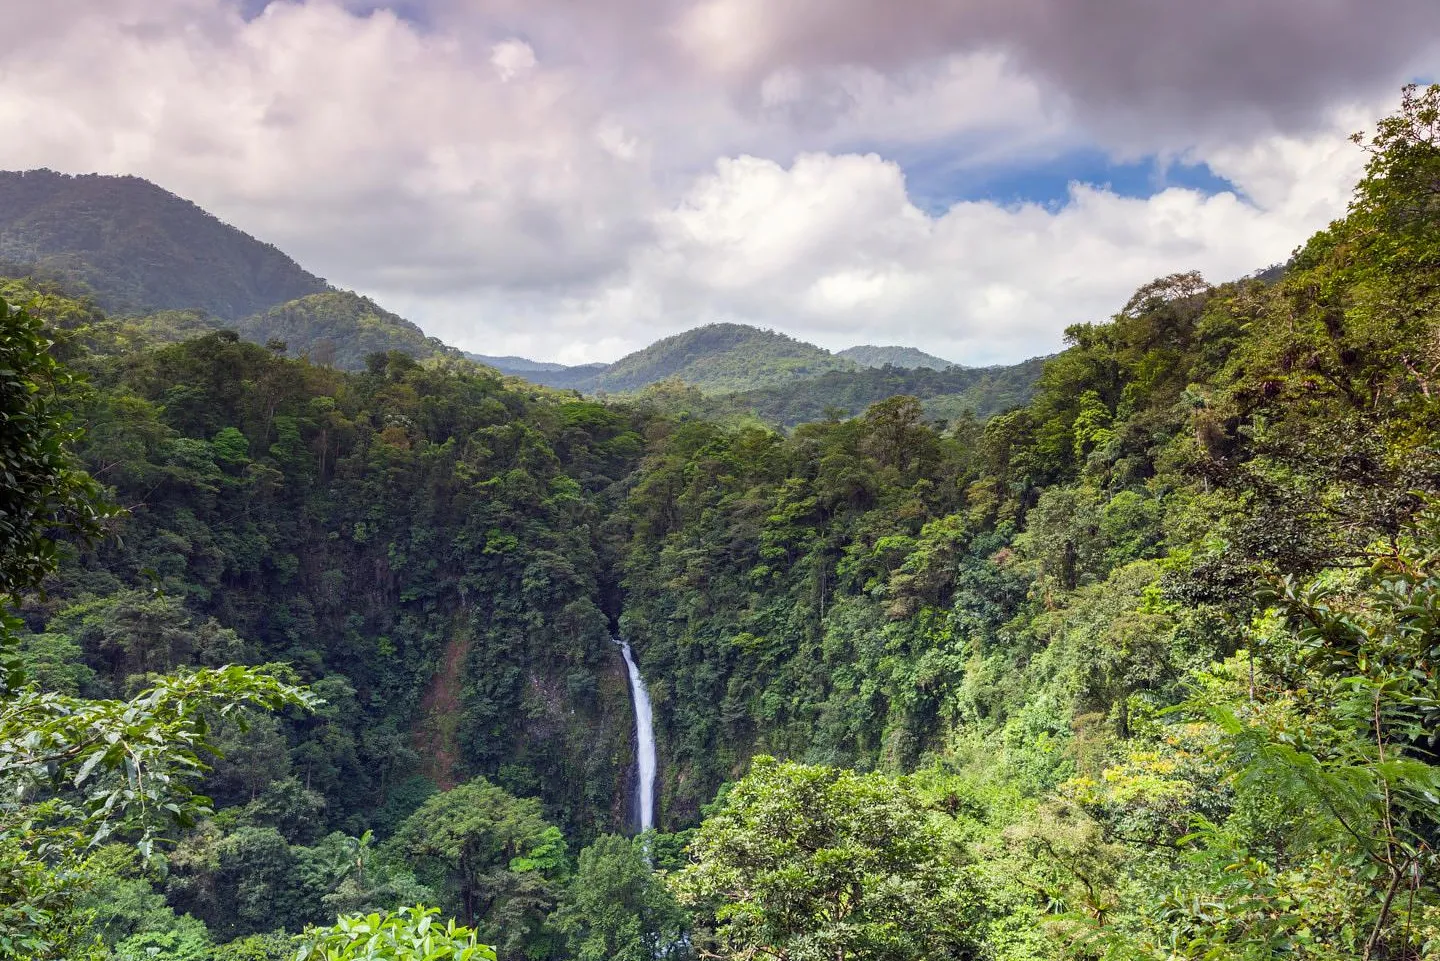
[
  {"x1": 578, "y1": 128, "x2": 1363, "y2": 363},
  {"x1": 1, "y1": 0, "x2": 654, "y2": 291},
  {"x1": 0, "y1": 0, "x2": 1409, "y2": 365},
  {"x1": 490, "y1": 39, "x2": 537, "y2": 82}
]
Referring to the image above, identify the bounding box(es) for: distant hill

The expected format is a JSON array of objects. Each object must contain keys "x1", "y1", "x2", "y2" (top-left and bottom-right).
[
  {"x1": 592, "y1": 324, "x2": 856, "y2": 392},
  {"x1": 490, "y1": 327, "x2": 1032, "y2": 406},
  {"x1": 0, "y1": 169, "x2": 1031, "y2": 387},
  {"x1": 238, "y1": 291, "x2": 459, "y2": 370},
  {"x1": 0, "y1": 170, "x2": 469, "y2": 370},
  {"x1": 517, "y1": 323, "x2": 858, "y2": 394},
  {"x1": 0, "y1": 169, "x2": 329, "y2": 319},
  {"x1": 467, "y1": 353, "x2": 590, "y2": 373},
  {"x1": 837, "y1": 345, "x2": 957, "y2": 370},
  {"x1": 724, "y1": 356, "x2": 1047, "y2": 427}
]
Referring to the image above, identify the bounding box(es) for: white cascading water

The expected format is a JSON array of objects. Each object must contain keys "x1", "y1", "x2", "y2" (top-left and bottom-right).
[{"x1": 615, "y1": 638, "x2": 657, "y2": 833}]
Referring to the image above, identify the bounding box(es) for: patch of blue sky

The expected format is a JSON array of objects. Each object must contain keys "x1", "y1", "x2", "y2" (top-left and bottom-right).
[
  {"x1": 239, "y1": 0, "x2": 431, "y2": 26},
  {"x1": 899, "y1": 147, "x2": 1239, "y2": 215}
]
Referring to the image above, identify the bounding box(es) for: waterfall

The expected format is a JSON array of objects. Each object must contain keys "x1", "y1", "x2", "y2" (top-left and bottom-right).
[{"x1": 615, "y1": 637, "x2": 657, "y2": 833}]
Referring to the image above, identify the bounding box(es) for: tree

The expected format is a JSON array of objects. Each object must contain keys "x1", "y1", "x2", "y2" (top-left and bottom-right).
[
  {"x1": 0, "y1": 665, "x2": 315, "y2": 958},
  {"x1": 673, "y1": 757, "x2": 984, "y2": 961},
  {"x1": 1183, "y1": 511, "x2": 1440, "y2": 960},
  {"x1": 860, "y1": 396, "x2": 936, "y2": 476},
  {"x1": 0, "y1": 295, "x2": 110, "y2": 599},
  {"x1": 553, "y1": 833, "x2": 690, "y2": 961},
  {"x1": 0, "y1": 293, "x2": 317, "y2": 957},
  {"x1": 387, "y1": 777, "x2": 566, "y2": 958},
  {"x1": 296, "y1": 905, "x2": 495, "y2": 961}
]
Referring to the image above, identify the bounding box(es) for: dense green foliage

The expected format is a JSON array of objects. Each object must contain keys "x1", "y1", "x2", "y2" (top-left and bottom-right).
[
  {"x1": 46, "y1": 335, "x2": 650, "y2": 836},
  {"x1": 476, "y1": 341, "x2": 1038, "y2": 426},
  {"x1": 0, "y1": 307, "x2": 659, "y2": 955},
  {"x1": 610, "y1": 87, "x2": 1440, "y2": 956},
  {"x1": 0, "y1": 170, "x2": 328, "y2": 319},
  {"x1": 297, "y1": 906, "x2": 494, "y2": 961},
  {"x1": 675, "y1": 758, "x2": 983, "y2": 961},
  {"x1": 552, "y1": 834, "x2": 688, "y2": 961},
  {"x1": 0, "y1": 296, "x2": 110, "y2": 597},
  {"x1": 726, "y1": 355, "x2": 1046, "y2": 426},
  {"x1": 240, "y1": 292, "x2": 459, "y2": 370},
  {"x1": 835, "y1": 345, "x2": 956, "y2": 370},
  {"x1": 7, "y1": 87, "x2": 1440, "y2": 961},
  {"x1": 388, "y1": 777, "x2": 566, "y2": 954},
  {"x1": 0, "y1": 665, "x2": 315, "y2": 958},
  {"x1": 0, "y1": 293, "x2": 321, "y2": 959}
]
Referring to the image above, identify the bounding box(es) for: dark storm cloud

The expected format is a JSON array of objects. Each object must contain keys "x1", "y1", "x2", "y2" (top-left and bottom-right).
[
  {"x1": 718, "y1": 0, "x2": 1440, "y2": 136},
  {"x1": 422, "y1": 0, "x2": 1437, "y2": 141}
]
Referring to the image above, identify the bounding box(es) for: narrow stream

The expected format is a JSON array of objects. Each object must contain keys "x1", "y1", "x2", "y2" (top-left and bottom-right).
[{"x1": 615, "y1": 637, "x2": 657, "y2": 833}]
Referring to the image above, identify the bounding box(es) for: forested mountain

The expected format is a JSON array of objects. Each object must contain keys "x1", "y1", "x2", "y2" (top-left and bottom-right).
[
  {"x1": 467, "y1": 353, "x2": 596, "y2": 373},
  {"x1": 726, "y1": 355, "x2": 1046, "y2": 425},
  {"x1": 238, "y1": 290, "x2": 460, "y2": 369},
  {"x1": 5, "y1": 87, "x2": 1440, "y2": 961},
  {"x1": 0, "y1": 171, "x2": 467, "y2": 371},
  {"x1": 498, "y1": 339, "x2": 1043, "y2": 427},
  {"x1": 488, "y1": 331, "x2": 1036, "y2": 420},
  {"x1": 836, "y1": 344, "x2": 957, "y2": 369},
  {"x1": 0, "y1": 168, "x2": 1014, "y2": 392},
  {"x1": 0, "y1": 169, "x2": 329, "y2": 318},
  {"x1": 518, "y1": 323, "x2": 859, "y2": 393},
  {"x1": 593, "y1": 323, "x2": 855, "y2": 392}
]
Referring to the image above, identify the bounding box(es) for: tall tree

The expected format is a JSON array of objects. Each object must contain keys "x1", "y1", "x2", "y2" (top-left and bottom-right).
[
  {"x1": 554, "y1": 834, "x2": 690, "y2": 961},
  {"x1": 674, "y1": 757, "x2": 984, "y2": 961},
  {"x1": 388, "y1": 777, "x2": 566, "y2": 959}
]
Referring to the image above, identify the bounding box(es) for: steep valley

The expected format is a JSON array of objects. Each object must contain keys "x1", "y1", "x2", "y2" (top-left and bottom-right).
[{"x1": 5, "y1": 87, "x2": 1440, "y2": 961}]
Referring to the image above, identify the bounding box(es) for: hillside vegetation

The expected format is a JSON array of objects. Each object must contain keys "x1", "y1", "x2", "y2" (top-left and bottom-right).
[
  {"x1": 4, "y1": 87, "x2": 1440, "y2": 961},
  {"x1": 727, "y1": 355, "x2": 1047, "y2": 426},
  {"x1": 502, "y1": 329, "x2": 1040, "y2": 422},
  {"x1": 239, "y1": 290, "x2": 459, "y2": 369},
  {"x1": 836, "y1": 344, "x2": 957, "y2": 369},
  {"x1": 0, "y1": 169, "x2": 329, "y2": 318},
  {"x1": 519, "y1": 323, "x2": 859, "y2": 394},
  {"x1": 0, "y1": 172, "x2": 463, "y2": 370}
]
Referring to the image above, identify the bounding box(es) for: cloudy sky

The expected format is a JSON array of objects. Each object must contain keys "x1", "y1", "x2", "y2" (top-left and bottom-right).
[{"x1": 4, "y1": 1, "x2": 1436, "y2": 364}]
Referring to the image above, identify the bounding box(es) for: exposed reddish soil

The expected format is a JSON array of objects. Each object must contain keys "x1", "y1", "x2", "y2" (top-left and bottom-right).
[{"x1": 413, "y1": 632, "x2": 471, "y2": 790}]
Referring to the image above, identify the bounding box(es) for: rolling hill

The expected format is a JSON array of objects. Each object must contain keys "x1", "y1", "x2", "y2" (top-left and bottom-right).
[
  {"x1": 466, "y1": 353, "x2": 587, "y2": 373},
  {"x1": 239, "y1": 291, "x2": 459, "y2": 370},
  {"x1": 0, "y1": 169, "x2": 329, "y2": 318},
  {"x1": 0, "y1": 169, "x2": 1039, "y2": 395},
  {"x1": 515, "y1": 323, "x2": 859, "y2": 394},
  {"x1": 0, "y1": 170, "x2": 465, "y2": 370},
  {"x1": 837, "y1": 345, "x2": 957, "y2": 370},
  {"x1": 727, "y1": 355, "x2": 1048, "y2": 426},
  {"x1": 592, "y1": 324, "x2": 857, "y2": 392}
]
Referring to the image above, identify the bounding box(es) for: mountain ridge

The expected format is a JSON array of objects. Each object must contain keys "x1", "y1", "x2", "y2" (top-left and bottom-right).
[
  {"x1": 507, "y1": 323, "x2": 860, "y2": 394},
  {"x1": 837, "y1": 344, "x2": 958, "y2": 370},
  {"x1": 0, "y1": 169, "x2": 330, "y2": 319},
  {"x1": 0, "y1": 169, "x2": 1037, "y2": 398}
]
